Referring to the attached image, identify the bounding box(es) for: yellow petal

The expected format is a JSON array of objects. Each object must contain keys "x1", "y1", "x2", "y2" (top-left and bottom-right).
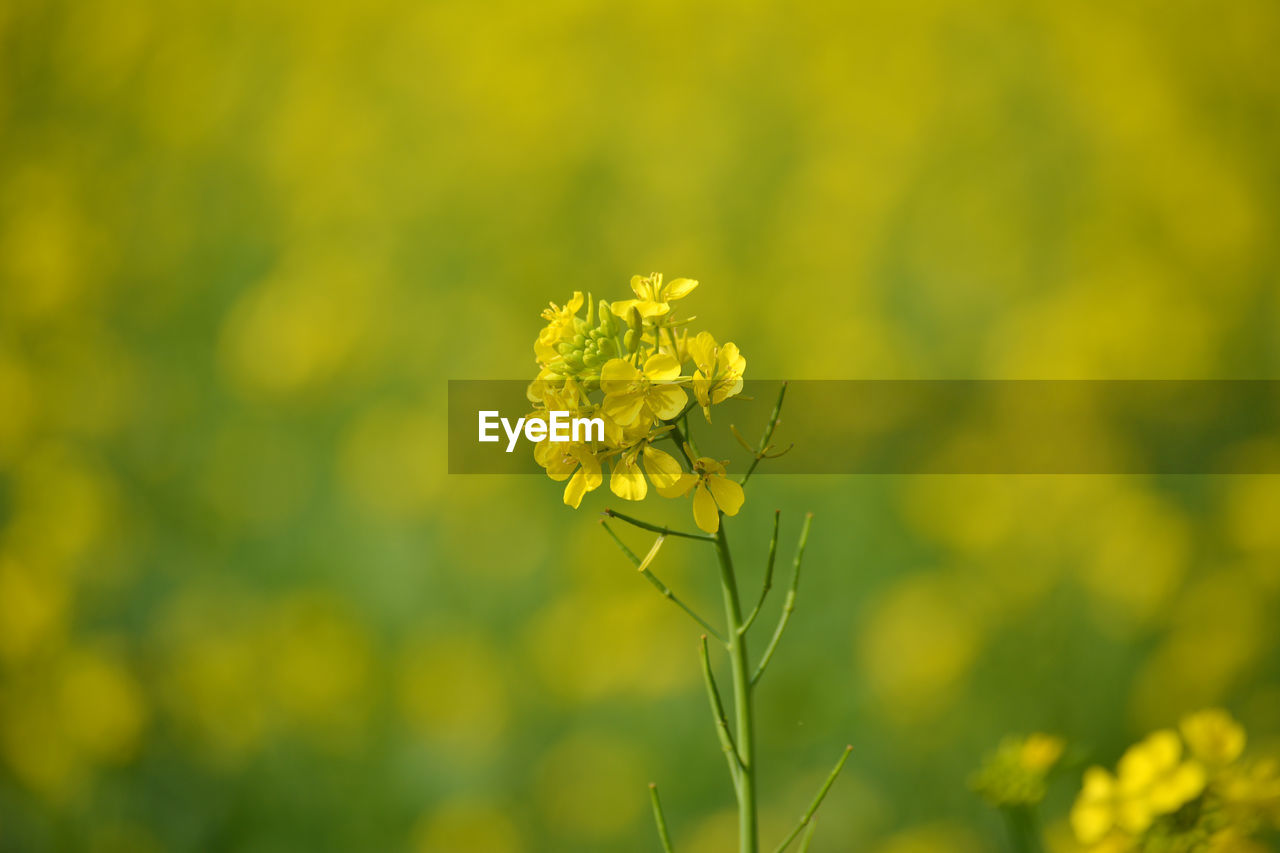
[
  {"x1": 602, "y1": 392, "x2": 646, "y2": 426},
  {"x1": 663, "y1": 277, "x2": 698, "y2": 300},
  {"x1": 600, "y1": 358, "x2": 641, "y2": 394},
  {"x1": 1069, "y1": 798, "x2": 1114, "y2": 846},
  {"x1": 642, "y1": 352, "x2": 682, "y2": 382},
  {"x1": 642, "y1": 445, "x2": 684, "y2": 491},
  {"x1": 688, "y1": 331, "x2": 717, "y2": 373},
  {"x1": 610, "y1": 458, "x2": 648, "y2": 501},
  {"x1": 656, "y1": 472, "x2": 697, "y2": 499},
  {"x1": 705, "y1": 474, "x2": 744, "y2": 516},
  {"x1": 564, "y1": 468, "x2": 589, "y2": 508},
  {"x1": 646, "y1": 384, "x2": 688, "y2": 420},
  {"x1": 692, "y1": 482, "x2": 720, "y2": 533}
]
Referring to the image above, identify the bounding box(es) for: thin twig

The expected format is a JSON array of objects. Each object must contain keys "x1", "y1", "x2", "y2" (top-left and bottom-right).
[
  {"x1": 600, "y1": 522, "x2": 725, "y2": 643},
  {"x1": 751, "y1": 512, "x2": 812, "y2": 687},
  {"x1": 700, "y1": 634, "x2": 743, "y2": 789},
  {"x1": 740, "y1": 510, "x2": 781, "y2": 634},
  {"x1": 649, "y1": 783, "x2": 676, "y2": 852},
  {"x1": 771, "y1": 746, "x2": 853, "y2": 853},
  {"x1": 602, "y1": 508, "x2": 714, "y2": 542},
  {"x1": 797, "y1": 820, "x2": 818, "y2": 853},
  {"x1": 740, "y1": 381, "x2": 788, "y2": 487}
]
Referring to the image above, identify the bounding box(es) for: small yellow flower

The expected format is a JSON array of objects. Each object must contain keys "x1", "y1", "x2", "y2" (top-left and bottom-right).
[
  {"x1": 608, "y1": 444, "x2": 685, "y2": 502},
  {"x1": 689, "y1": 331, "x2": 746, "y2": 419},
  {"x1": 1071, "y1": 766, "x2": 1123, "y2": 846},
  {"x1": 610, "y1": 273, "x2": 698, "y2": 319},
  {"x1": 1116, "y1": 729, "x2": 1206, "y2": 819},
  {"x1": 1021, "y1": 733, "x2": 1066, "y2": 773},
  {"x1": 535, "y1": 442, "x2": 603, "y2": 508},
  {"x1": 599, "y1": 353, "x2": 688, "y2": 426},
  {"x1": 1180, "y1": 709, "x2": 1246, "y2": 768},
  {"x1": 659, "y1": 456, "x2": 744, "y2": 533},
  {"x1": 534, "y1": 292, "x2": 585, "y2": 363}
]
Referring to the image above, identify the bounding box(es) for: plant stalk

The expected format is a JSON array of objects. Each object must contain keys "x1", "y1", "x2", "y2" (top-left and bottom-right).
[{"x1": 714, "y1": 520, "x2": 757, "y2": 853}]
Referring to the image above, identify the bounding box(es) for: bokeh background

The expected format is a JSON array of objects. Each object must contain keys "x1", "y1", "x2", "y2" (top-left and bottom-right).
[{"x1": 2, "y1": 1, "x2": 1279, "y2": 850}]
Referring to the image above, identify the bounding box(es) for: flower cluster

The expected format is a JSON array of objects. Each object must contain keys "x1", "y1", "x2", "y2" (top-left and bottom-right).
[
  {"x1": 1070, "y1": 709, "x2": 1280, "y2": 853},
  {"x1": 971, "y1": 733, "x2": 1065, "y2": 808},
  {"x1": 527, "y1": 274, "x2": 746, "y2": 532}
]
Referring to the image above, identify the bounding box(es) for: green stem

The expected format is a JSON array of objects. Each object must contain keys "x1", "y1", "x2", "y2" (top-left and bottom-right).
[
  {"x1": 1002, "y1": 806, "x2": 1044, "y2": 853},
  {"x1": 699, "y1": 635, "x2": 743, "y2": 788},
  {"x1": 649, "y1": 783, "x2": 676, "y2": 852},
  {"x1": 741, "y1": 510, "x2": 781, "y2": 634},
  {"x1": 599, "y1": 522, "x2": 726, "y2": 643},
  {"x1": 741, "y1": 382, "x2": 788, "y2": 487},
  {"x1": 714, "y1": 520, "x2": 758, "y2": 853},
  {"x1": 771, "y1": 745, "x2": 853, "y2": 853},
  {"x1": 752, "y1": 513, "x2": 812, "y2": 687},
  {"x1": 602, "y1": 508, "x2": 714, "y2": 542}
]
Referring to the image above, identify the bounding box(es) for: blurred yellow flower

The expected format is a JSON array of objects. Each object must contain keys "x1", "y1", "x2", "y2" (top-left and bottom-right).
[
  {"x1": 971, "y1": 733, "x2": 1064, "y2": 808},
  {"x1": 1180, "y1": 708, "x2": 1246, "y2": 768}
]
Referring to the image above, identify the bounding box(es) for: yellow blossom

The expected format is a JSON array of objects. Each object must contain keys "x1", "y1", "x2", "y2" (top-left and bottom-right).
[
  {"x1": 1180, "y1": 709, "x2": 1246, "y2": 768},
  {"x1": 608, "y1": 444, "x2": 684, "y2": 502},
  {"x1": 1116, "y1": 729, "x2": 1206, "y2": 818},
  {"x1": 659, "y1": 456, "x2": 744, "y2": 534},
  {"x1": 609, "y1": 273, "x2": 698, "y2": 319},
  {"x1": 535, "y1": 441, "x2": 603, "y2": 508},
  {"x1": 599, "y1": 354, "x2": 687, "y2": 426},
  {"x1": 534, "y1": 292, "x2": 585, "y2": 363},
  {"x1": 689, "y1": 331, "x2": 746, "y2": 420}
]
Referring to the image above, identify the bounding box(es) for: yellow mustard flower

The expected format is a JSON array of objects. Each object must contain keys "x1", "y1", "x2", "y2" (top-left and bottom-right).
[
  {"x1": 599, "y1": 353, "x2": 687, "y2": 426},
  {"x1": 1022, "y1": 733, "x2": 1066, "y2": 773},
  {"x1": 1180, "y1": 709, "x2": 1246, "y2": 768},
  {"x1": 535, "y1": 441, "x2": 603, "y2": 508},
  {"x1": 971, "y1": 733, "x2": 1064, "y2": 808},
  {"x1": 608, "y1": 443, "x2": 685, "y2": 502},
  {"x1": 1071, "y1": 766, "x2": 1126, "y2": 846},
  {"x1": 689, "y1": 331, "x2": 746, "y2": 420},
  {"x1": 659, "y1": 456, "x2": 744, "y2": 533},
  {"x1": 1116, "y1": 729, "x2": 1206, "y2": 818},
  {"x1": 534, "y1": 292, "x2": 585, "y2": 363},
  {"x1": 610, "y1": 273, "x2": 698, "y2": 319}
]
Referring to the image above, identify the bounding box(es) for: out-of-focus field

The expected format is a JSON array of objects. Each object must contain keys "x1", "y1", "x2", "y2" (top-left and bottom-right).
[{"x1": 1, "y1": 1, "x2": 1279, "y2": 850}]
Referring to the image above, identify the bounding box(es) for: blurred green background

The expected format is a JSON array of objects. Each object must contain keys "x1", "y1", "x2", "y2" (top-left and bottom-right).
[{"x1": 2, "y1": 1, "x2": 1279, "y2": 850}]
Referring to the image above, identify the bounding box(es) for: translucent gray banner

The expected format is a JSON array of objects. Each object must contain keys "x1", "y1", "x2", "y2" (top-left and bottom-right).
[{"x1": 448, "y1": 380, "x2": 1280, "y2": 474}]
